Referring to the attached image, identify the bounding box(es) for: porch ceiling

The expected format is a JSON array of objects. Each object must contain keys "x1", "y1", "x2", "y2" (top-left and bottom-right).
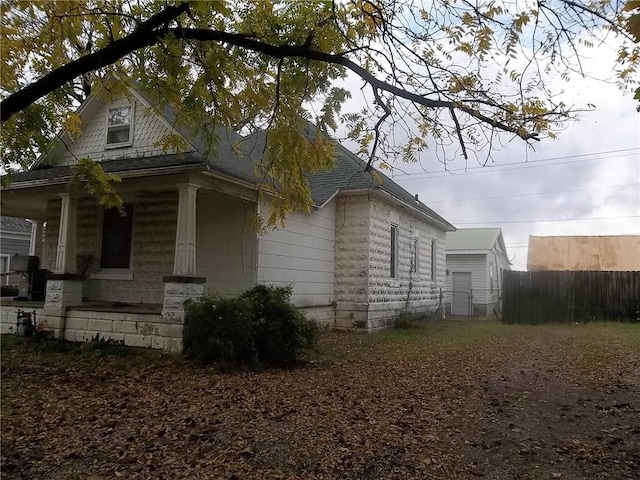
[{"x1": 0, "y1": 189, "x2": 49, "y2": 219}]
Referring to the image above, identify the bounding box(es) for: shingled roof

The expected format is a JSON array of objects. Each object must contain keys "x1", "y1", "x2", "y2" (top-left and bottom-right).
[
  {"x1": 446, "y1": 228, "x2": 503, "y2": 251},
  {"x1": 0, "y1": 216, "x2": 32, "y2": 234}
]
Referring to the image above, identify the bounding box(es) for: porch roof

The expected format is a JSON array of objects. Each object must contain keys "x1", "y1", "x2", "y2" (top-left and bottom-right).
[{"x1": 3, "y1": 153, "x2": 205, "y2": 187}]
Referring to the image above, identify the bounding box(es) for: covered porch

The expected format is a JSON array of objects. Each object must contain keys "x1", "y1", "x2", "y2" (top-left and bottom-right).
[{"x1": 1, "y1": 171, "x2": 259, "y2": 351}]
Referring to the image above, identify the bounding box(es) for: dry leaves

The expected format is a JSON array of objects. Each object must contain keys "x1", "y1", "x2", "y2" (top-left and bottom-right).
[{"x1": 1, "y1": 321, "x2": 639, "y2": 479}]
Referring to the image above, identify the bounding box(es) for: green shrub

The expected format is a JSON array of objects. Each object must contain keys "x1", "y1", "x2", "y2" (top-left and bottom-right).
[
  {"x1": 183, "y1": 285, "x2": 317, "y2": 368},
  {"x1": 183, "y1": 295, "x2": 257, "y2": 366}
]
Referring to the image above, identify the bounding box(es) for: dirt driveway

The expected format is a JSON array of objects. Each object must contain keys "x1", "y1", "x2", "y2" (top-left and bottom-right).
[{"x1": 1, "y1": 321, "x2": 638, "y2": 479}]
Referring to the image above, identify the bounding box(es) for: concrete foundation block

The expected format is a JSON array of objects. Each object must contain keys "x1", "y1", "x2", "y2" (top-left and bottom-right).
[
  {"x1": 124, "y1": 334, "x2": 152, "y2": 348},
  {"x1": 66, "y1": 317, "x2": 89, "y2": 331},
  {"x1": 163, "y1": 337, "x2": 183, "y2": 353},
  {"x1": 111, "y1": 320, "x2": 139, "y2": 334},
  {"x1": 88, "y1": 319, "x2": 113, "y2": 333}
]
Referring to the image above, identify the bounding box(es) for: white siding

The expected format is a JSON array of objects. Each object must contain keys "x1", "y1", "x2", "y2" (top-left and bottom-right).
[
  {"x1": 52, "y1": 95, "x2": 190, "y2": 166},
  {"x1": 487, "y1": 244, "x2": 511, "y2": 308},
  {"x1": 257, "y1": 199, "x2": 335, "y2": 309},
  {"x1": 445, "y1": 253, "x2": 489, "y2": 311},
  {"x1": 196, "y1": 192, "x2": 256, "y2": 297},
  {"x1": 0, "y1": 233, "x2": 30, "y2": 285}
]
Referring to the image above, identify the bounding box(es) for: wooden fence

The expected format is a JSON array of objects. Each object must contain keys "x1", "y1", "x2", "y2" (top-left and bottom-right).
[{"x1": 502, "y1": 270, "x2": 640, "y2": 324}]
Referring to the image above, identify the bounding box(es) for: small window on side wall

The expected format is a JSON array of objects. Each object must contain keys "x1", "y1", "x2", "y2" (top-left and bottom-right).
[
  {"x1": 490, "y1": 263, "x2": 495, "y2": 292},
  {"x1": 106, "y1": 105, "x2": 132, "y2": 146},
  {"x1": 390, "y1": 224, "x2": 399, "y2": 278},
  {"x1": 430, "y1": 239, "x2": 437, "y2": 281},
  {"x1": 412, "y1": 237, "x2": 420, "y2": 274},
  {"x1": 100, "y1": 204, "x2": 134, "y2": 269}
]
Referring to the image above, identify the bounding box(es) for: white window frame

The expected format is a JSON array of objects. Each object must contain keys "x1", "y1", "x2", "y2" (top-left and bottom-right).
[
  {"x1": 0, "y1": 254, "x2": 10, "y2": 286},
  {"x1": 105, "y1": 104, "x2": 134, "y2": 148},
  {"x1": 390, "y1": 223, "x2": 399, "y2": 279},
  {"x1": 412, "y1": 236, "x2": 420, "y2": 275},
  {"x1": 90, "y1": 204, "x2": 135, "y2": 281}
]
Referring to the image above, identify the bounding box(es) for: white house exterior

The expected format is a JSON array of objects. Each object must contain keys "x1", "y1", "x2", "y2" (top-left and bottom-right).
[
  {"x1": 445, "y1": 228, "x2": 511, "y2": 317},
  {"x1": 0, "y1": 82, "x2": 454, "y2": 349},
  {"x1": 0, "y1": 217, "x2": 32, "y2": 287}
]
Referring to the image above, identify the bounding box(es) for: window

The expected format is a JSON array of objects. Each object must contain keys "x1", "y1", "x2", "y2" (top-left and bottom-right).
[
  {"x1": 412, "y1": 237, "x2": 420, "y2": 274},
  {"x1": 430, "y1": 239, "x2": 437, "y2": 281},
  {"x1": 106, "y1": 105, "x2": 132, "y2": 145},
  {"x1": 390, "y1": 224, "x2": 398, "y2": 278},
  {"x1": 0, "y1": 255, "x2": 9, "y2": 286},
  {"x1": 100, "y1": 204, "x2": 134, "y2": 269},
  {"x1": 490, "y1": 263, "x2": 495, "y2": 292}
]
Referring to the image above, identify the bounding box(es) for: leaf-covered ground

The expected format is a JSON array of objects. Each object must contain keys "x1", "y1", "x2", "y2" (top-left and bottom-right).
[{"x1": 2, "y1": 321, "x2": 639, "y2": 479}]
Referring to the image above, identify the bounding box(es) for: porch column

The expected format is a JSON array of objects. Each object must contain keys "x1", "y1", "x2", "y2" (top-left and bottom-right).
[
  {"x1": 173, "y1": 183, "x2": 198, "y2": 275},
  {"x1": 55, "y1": 193, "x2": 78, "y2": 274},
  {"x1": 161, "y1": 183, "x2": 204, "y2": 353},
  {"x1": 28, "y1": 220, "x2": 43, "y2": 258},
  {"x1": 44, "y1": 193, "x2": 83, "y2": 339}
]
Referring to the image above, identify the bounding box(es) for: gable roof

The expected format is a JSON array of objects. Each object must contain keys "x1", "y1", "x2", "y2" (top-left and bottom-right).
[
  {"x1": 527, "y1": 235, "x2": 640, "y2": 271},
  {"x1": 0, "y1": 216, "x2": 31, "y2": 234},
  {"x1": 3, "y1": 83, "x2": 454, "y2": 230},
  {"x1": 446, "y1": 228, "x2": 503, "y2": 252},
  {"x1": 243, "y1": 127, "x2": 454, "y2": 230},
  {"x1": 309, "y1": 142, "x2": 454, "y2": 229}
]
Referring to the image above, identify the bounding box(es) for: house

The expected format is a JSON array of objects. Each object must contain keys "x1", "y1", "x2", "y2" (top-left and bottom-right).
[
  {"x1": 527, "y1": 235, "x2": 640, "y2": 271},
  {"x1": 0, "y1": 81, "x2": 454, "y2": 350},
  {"x1": 0, "y1": 216, "x2": 32, "y2": 288},
  {"x1": 444, "y1": 228, "x2": 511, "y2": 317}
]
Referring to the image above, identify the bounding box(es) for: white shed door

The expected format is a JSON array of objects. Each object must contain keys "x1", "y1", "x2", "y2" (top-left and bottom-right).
[{"x1": 452, "y1": 272, "x2": 472, "y2": 315}]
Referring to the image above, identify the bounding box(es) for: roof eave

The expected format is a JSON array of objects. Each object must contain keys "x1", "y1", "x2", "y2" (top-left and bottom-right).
[
  {"x1": 1, "y1": 163, "x2": 206, "y2": 190},
  {"x1": 338, "y1": 187, "x2": 456, "y2": 232}
]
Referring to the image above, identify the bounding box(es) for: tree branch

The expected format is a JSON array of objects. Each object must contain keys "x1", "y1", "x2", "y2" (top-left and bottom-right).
[
  {"x1": 448, "y1": 106, "x2": 468, "y2": 160},
  {"x1": 2, "y1": 15, "x2": 543, "y2": 141},
  {"x1": 1, "y1": 2, "x2": 191, "y2": 123}
]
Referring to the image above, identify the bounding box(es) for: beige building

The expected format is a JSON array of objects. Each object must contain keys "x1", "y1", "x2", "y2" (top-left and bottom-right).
[{"x1": 527, "y1": 235, "x2": 640, "y2": 272}]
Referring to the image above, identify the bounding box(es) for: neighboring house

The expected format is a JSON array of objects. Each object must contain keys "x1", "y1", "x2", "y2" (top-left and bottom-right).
[
  {"x1": 0, "y1": 216, "x2": 32, "y2": 287},
  {"x1": 445, "y1": 228, "x2": 511, "y2": 317},
  {"x1": 527, "y1": 235, "x2": 640, "y2": 271},
  {"x1": 0, "y1": 81, "x2": 454, "y2": 349}
]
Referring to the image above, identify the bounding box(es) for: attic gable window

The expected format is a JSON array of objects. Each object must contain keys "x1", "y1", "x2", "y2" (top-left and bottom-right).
[{"x1": 106, "y1": 105, "x2": 132, "y2": 146}]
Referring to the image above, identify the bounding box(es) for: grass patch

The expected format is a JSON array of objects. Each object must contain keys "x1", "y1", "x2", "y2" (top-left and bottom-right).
[{"x1": 318, "y1": 319, "x2": 518, "y2": 363}]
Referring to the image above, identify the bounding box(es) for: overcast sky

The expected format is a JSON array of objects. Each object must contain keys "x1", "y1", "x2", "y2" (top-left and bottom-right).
[{"x1": 335, "y1": 39, "x2": 640, "y2": 271}]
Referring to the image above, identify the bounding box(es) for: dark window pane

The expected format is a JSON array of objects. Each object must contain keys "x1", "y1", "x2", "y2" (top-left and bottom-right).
[
  {"x1": 107, "y1": 125, "x2": 130, "y2": 144},
  {"x1": 390, "y1": 225, "x2": 397, "y2": 278},
  {"x1": 431, "y1": 239, "x2": 436, "y2": 281},
  {"x1": 100, "y1": 205, "x2": 133, "y2": 269}
]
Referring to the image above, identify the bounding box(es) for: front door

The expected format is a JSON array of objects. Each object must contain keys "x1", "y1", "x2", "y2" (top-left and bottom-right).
[{"x1": 452, "y1": 272, "x2": 472, "y2": 315}]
